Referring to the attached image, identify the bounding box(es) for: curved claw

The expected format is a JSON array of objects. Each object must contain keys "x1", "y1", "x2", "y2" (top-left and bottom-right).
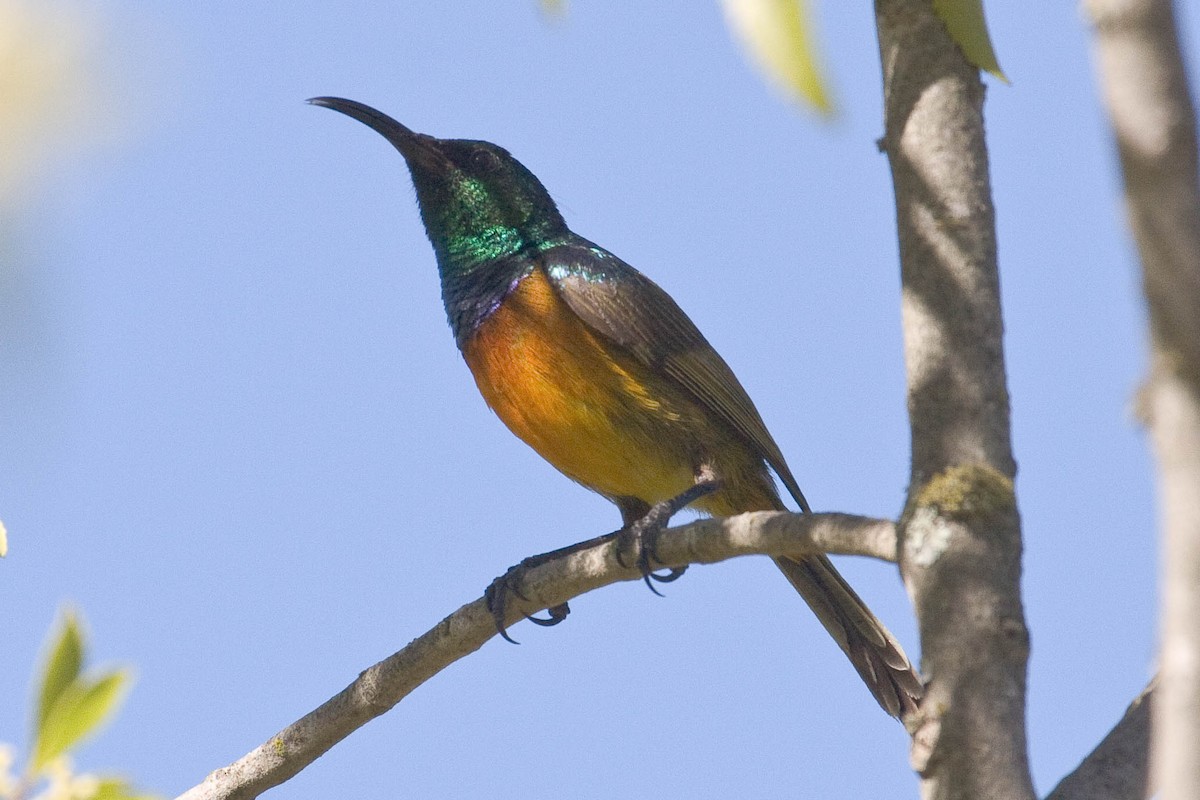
[
  {"x1": 525, "y1": 602, "x2": 570, "y2": 627},
  {"x1": 485, "y1": 578, "x2": 522, "y2": 644},
  {"x1": 485, "y1": 560, "x2": 573, "y2": 643},
  {"x1": 641, "y1": 573, "x2": 666, "y2": 596},
  {"x1": 638, "y1": 555, "x2": 686, "y2": 594},
  {"x1": 618, "y1": 478, "x2": 722, "y2": 594},
  {"x1": 630, "y1": 510, "x2": 688, "y2": 593},
  {"x1": 619, "y1": 520, "x2": 677, "y2": 595},
  {"x1": 637, "y1": 531, "x2": 681, "y2": 579},
  {"x1": 649, "y1": 565, "x2": 687, "y2": 583}
]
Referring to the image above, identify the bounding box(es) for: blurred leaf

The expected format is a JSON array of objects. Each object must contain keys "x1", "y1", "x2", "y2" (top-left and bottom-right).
[
  {"x1": 721, "y1": 0, "x2": 833, "y2": 114},
  {"x1": 33, "y1": 669, "x2": 130, "y2": 771},
  {"x1": 539, "y1": 0, "x2": 565, "y2": 15},
  {"x1": 36, "y1": 610, "x2": 84, "y2": 732},
  {"x1": 93, "y1": 776, "x2": 162, "y2": 800},
  {"x1": 0, "y1": 519, "x2": 6, "y2": 556},
  {"x1": 0, "y1": 1, "x2": 127, "y2": 212},
  {"x1": 933, "y1": 0, "x2": 1007, "y2": 82}
]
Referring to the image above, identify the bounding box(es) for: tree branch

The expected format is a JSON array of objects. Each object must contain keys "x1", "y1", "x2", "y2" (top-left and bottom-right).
[
  {"x1": 1084, "y1": 1, "x2": 1200, "y2": 798},
  {"x1": 1045, "y1": 678, "x2": 1156, "y2": 800},
  {"x1": 874, "y1": 1, "x2": 1034, "y2": 798},
  {"x1": 174, "y1": 511, "x2": 897, "y2": 800}
]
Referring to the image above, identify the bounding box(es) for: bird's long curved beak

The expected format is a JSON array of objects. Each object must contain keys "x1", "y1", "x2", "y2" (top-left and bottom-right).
[{"x1": 308, "y1": 96, "x2": 446, "y2": 169}]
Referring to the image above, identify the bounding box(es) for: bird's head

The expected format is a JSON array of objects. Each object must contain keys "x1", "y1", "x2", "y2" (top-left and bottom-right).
[{"x1": 310, "y1": 97, "x2": 567, "y2": 269}]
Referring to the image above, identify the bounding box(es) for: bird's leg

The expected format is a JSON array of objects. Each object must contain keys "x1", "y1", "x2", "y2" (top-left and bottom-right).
[
  {"x1": 485, "y1": 528, "x2": 623, "y2": 643},
  {"x1": 616, "y1": 476, "x2": 723, "y2": 594},
  {"x1": 486, "y1": 474, "x2": 721, "y2": 640}
]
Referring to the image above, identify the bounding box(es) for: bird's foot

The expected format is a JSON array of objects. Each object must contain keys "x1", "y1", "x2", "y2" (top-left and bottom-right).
[
  {"x1": 485, "y1": 558, "x2": 571, "y2": 644},
  {"x1": 484, "y1": 529, "x2": 624, "y2": 643},
  {"x1": 616, "y1": 479, "x2": 722, "y2": 594}
]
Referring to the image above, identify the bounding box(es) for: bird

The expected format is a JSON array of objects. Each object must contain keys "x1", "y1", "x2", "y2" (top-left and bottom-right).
[{"x1": 309, "y1": 96, "x2": 922, "y2": 717}]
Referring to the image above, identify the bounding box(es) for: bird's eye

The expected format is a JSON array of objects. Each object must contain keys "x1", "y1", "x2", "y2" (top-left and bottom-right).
[{"x1": 469, "y1": 149, "x2": 501, "y2": 173}]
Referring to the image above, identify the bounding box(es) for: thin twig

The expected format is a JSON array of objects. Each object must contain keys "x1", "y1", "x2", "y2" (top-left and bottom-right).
[{"x1": 174, "y1": 511, "x2": 897, "y2": 800}]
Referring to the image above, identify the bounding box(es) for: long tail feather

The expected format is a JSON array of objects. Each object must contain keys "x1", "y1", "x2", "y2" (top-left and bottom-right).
[{"x1": 774, "y1": 554, "x2": 923, "y2": 717}]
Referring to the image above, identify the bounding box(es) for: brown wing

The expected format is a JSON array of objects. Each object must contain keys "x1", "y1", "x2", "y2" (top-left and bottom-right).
[
  {"x1": 539, "y1": 241, "x2": 810, "y2": 512},
  {"x1": 542, "y1": 241, "x2": 922, "y2": 718}
]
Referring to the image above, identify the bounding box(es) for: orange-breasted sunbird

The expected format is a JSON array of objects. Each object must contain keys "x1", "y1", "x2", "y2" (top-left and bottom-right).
[{"x1": 311, "y1": 97, "x2": 921, "y2": 717}]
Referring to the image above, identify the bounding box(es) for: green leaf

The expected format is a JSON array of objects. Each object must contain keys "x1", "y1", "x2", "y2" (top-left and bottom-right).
[
  {"x1": 92, "y1": 777, "x2": 162, "y2": 800},
  {"x1": 36, "y1": 610, "x2": 85, "y2": 733},
  {"x1": 33, "y1": 668, "x2": 130, "y2": 770},
  {"x1": 933, "y1": 0, "x2": 1007, "y2": 82},
  {"x1": 720, "y1": 0, "x2": 834, "y2": 114}
]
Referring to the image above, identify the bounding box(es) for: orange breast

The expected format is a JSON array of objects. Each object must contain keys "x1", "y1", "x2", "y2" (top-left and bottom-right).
[{"x1": 461, "y1": 269, "x2": 698, "y2": 504}]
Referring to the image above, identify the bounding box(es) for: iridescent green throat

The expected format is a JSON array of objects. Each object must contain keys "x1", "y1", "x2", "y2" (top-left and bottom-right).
[{"x1": 397, "y1": 134, "x2": 573, "y2": 346}]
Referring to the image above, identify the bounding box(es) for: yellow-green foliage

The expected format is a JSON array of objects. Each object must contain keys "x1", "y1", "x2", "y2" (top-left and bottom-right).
[
  {"x1": 543, "y1": 1, "x2": 1007, "y2": 114},
  {"x1": 933, "y1": 0, "x2": 1007, "y2": 82},
  {"x1": 1, "y1": 609, "x2": 158, "y2": 800},
  {"x1": 720, "y1": 0, "x2": 834, "y2": 114}
]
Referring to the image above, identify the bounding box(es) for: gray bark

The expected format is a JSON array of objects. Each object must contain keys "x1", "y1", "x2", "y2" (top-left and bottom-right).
[
  {"x1": 874, "y1": 1, "x2": 1034, "y2": 798},
  {"x1": 173, "y1": 512, "x2": 899, "y2": 800},
  {"x1": 1084, "y1": 1, "x2": 1200, "y2": 797},
  {"x1": 1045, "y1": 679, "x2": 1155, "y2": 800}
]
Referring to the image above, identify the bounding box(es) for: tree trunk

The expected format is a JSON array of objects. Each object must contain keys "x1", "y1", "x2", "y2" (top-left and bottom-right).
[
  {"x1": 1084, "y1": 1, "x2": 1200, "y2": 797},
  {"x1": 874, "y1": 1, "x2": 1034, "y2": 797}
]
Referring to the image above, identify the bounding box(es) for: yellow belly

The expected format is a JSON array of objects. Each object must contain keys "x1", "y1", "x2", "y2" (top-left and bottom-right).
[{"x1": 461, "y1": 269, "x2": 699, "y2": 504}]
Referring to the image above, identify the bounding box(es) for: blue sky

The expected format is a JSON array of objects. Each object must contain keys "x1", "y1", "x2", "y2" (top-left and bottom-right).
[{"x1": 3, "y1": 2, "x2": 1195, "y2": 797}]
